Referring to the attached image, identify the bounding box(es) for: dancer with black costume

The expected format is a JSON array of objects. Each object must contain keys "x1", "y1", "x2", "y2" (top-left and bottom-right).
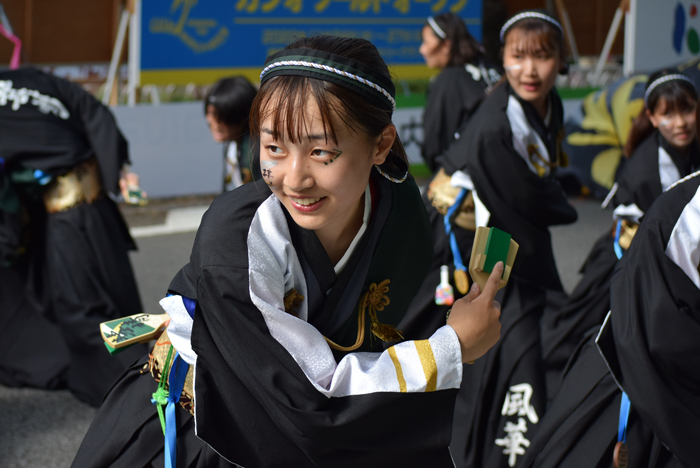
[
  {"x1": 419, "y1": 12, "x2": 500, "y2": 173},
  {"x1": 399, "y1": 14, "x2": 502, "y2": 345},
  {"x1": 419, "y1": 10, "x2": 577, "y2": 468},
  {"x1": 203, "y1": 76, "x2": 260, "y2": 191},
  {"x1": 519, "y1": 165, "x2": 700, "y2": 468},
  {"x1": 0, "y1": 67, "x2": 146, "y2": 406},
  {"x1": 541, "y1": 70, "x2": 699, "y2": 401},
  {"x1": 72, "y1": 35, "x2": 504, "y2": 467}
]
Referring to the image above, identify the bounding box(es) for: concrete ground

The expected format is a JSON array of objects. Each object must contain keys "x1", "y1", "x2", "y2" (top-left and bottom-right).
[{"x1": 0, "y1": 195, "x2": 611, "y2": 467}]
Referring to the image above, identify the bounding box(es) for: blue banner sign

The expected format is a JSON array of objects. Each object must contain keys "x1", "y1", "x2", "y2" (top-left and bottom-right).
[{"x1": 140, "y1": 0, "x2": 482, "y2": 84}]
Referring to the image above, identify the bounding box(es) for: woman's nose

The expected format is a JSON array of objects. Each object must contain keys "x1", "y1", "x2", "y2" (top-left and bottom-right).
[
  {"x1": 284, "y1": 154, "x2": 314, "y2": 191},
  {"x1": 523, "y1": 58, "x2": 536, "y2": 76}
]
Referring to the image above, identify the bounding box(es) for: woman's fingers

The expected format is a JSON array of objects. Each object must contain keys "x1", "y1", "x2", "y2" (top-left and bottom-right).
[
  {"x1": 462, "y1": 281, "x2": 480, "y2": 303},
  {"x1": 446, "y1": 262, "x2": 503, "y2": 363},
  {"x1": 477, "y1": 261, "x2": 504, "y2": 304}
]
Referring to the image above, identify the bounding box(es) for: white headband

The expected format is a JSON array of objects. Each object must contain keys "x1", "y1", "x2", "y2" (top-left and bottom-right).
[
  {"x1": 427, "y1": 16, "x2": 446, "y2": 40},
  {"x1": 259, "y1": 60, "x2": 397, "y2": 111},
  {"x1": 644, "y1": 74, "x2": 696, "y2": 108},
  {"x1": 499, "y1": 12, "x2": 563, "y2": 43}
]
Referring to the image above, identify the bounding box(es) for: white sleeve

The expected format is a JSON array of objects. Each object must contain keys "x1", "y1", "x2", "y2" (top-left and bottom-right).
[{"x1": 160, "y1": 295, "x2": 197, "y2": 365}]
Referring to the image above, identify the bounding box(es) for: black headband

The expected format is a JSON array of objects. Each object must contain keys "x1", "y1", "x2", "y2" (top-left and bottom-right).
[{"x1": 260, "y1": 48, "x2": 396, "y2": 113}]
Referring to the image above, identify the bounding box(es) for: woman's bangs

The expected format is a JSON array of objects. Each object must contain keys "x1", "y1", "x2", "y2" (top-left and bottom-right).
[
  {"x1": 652, "y1": 83, "x2": 698, "y2": 114},
  {"x1": 253, "y1": 76, "x2": 340, "y2": 145},
  {"x1": 505, "y1": 20, "x2": 559, "y2": 56}
]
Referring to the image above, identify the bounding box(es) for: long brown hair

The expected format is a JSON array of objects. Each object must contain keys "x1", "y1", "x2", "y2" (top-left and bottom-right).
[
  {"x1": 426, "y1": 12, "x2": 484, "y2": 67},
  {"x1": 250, "y1": 36, "x2": 407, "y2": 165},
  {"x1": 624, "y1": 70, "x2": 698, "y2": 157}
]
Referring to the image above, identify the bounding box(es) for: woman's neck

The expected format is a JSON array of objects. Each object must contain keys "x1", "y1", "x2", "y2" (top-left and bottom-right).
[
  {"x1": 533, "y1": 94, "x2": 550, "y2": 120},
  {"x1": 316, "y1": 193, "x2": 366, "y2": 265}
]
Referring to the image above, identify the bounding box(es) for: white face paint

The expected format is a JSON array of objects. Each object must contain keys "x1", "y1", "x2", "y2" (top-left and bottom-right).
[
  {"x1": 261, "y1": 160, "x2": 278, "y2": 169},
  {"x1": 504, "y1": 64, "x2": 522, "y2": 71},
  {"x1": 659, "y1": 119, "x2": 672, "y2": 127}
]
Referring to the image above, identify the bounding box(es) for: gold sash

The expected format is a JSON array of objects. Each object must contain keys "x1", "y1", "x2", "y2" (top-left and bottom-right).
[
  {"x1": 43, "y1": 158, "x2": 103, "y2": 213},
  {"x1": 427, "y1": 168, "x2": 476, "y2": 231},
  {"x1": 146, "y1": 331, "x2": 195, "y2": 415}
]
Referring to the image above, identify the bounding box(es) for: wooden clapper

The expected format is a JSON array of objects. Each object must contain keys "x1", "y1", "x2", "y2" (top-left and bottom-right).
[
  {"x1": 100, "y1": 313, "x2": 170, "y2": 355},
  {"x1": 468, "y1": 227, "x2": 519, "y2": 291}
]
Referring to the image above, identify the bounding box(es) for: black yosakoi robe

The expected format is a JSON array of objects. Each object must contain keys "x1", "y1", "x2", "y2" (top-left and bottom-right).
[
  {"x1": 73, "y1": 171, "x2": 467, "y2": 468},
  {"x1": 422, "y1": 61, "x2": 501, "y2": 173},
  {"x1": 440, "y1": 82, "x2": 577, "y2": 468},
  {"x1": 0, "y1": 67, "x2": 144, "y2": 406},
  {"x1": 520, "y1": 170, "x2": 700, "y2": 468},
  {"x1": 541, "y1": 130, "x2": 700, "y2": 401}
]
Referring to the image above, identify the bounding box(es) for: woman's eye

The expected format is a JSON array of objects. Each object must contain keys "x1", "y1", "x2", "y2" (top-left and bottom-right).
[
  {"x1": 312, "y1": 149, "x2": 332, "y2": 158},
  {"x1": 267, "y1": 145, "x2": 282, "y2": 155}
]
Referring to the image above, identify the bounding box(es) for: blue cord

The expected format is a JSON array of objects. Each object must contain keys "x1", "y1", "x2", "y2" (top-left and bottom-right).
[
  {"x1": 444, "y1": 188, "x2": 468, "y2": 272},
  {"x1": 618, "y1": 391, "x2": 631, "y2": 444},
  {"x1": 613, "y1": 219, "x2": 624, "y2": 260},
  {"x1": 164, "y1": 353, "x2": 189, "y2": 468}
]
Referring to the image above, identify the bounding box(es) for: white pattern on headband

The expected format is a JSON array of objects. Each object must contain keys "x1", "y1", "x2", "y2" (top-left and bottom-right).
[
  {"x1": 500, "y1": 12, "x2": 563, "y2": 42},
  {"x1": 428, "y1": 16, "x2": 446, "y2": 39},
  {"x1": 260, "y1": 60, "x2": 396, "y2": 110},
  {"x1": 644, "y1": 74, "x2": 696, "y2": 108}
]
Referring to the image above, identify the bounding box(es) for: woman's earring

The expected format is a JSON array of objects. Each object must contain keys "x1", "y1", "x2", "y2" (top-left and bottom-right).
[{"x1": 374, "y1": 150, "x2": 408, "y2": 183}]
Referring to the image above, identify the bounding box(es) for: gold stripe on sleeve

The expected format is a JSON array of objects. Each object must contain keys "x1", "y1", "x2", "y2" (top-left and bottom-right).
[
  {"x1": 415, "y1": 340, "x2": 438, "y2": 392},
  {"x1": 387, "y1": 346, "x2": 407, "y2": 393}
]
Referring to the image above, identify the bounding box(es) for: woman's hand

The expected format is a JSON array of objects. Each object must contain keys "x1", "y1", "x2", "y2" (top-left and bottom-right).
[
  {"x1": 447, "y1": 262, "x2": 503, "y2": 363},
  {"x1": 120, "y1": 168, "x2": 148, "y2": 206}
]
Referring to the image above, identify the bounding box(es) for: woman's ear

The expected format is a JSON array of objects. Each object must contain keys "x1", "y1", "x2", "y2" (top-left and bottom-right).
[
  {"x1": 373, "y1": 125, "x2": 396, "y2": 166},
  {"x1": 646, "y1": 109, "x2": 660, "y2": 128},
  {"x1": 442, "y1": 39, "x2": 452, "y2": 54}
]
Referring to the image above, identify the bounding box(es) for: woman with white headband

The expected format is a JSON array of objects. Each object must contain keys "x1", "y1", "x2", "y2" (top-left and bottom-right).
[
  {"x1": 72, "y1": 35, "x2": 503, "y2": 467},
  {"x1": 416, "y1": 9, "x2": 577, "y2": 468},
  {"x1": 419, "y1": 12, "x2": 500, "y2": 173},
  {"x1": 542, "y1": 70, "x2": 700, "y2": 404}
]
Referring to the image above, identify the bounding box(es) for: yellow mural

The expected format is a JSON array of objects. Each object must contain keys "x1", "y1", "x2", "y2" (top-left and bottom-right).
[{"x1": 149, "y1": 0, "x2": 229, "y2": 53}]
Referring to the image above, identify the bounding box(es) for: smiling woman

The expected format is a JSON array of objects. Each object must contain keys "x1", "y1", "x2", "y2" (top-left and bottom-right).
[
  {"x1": 415, "y1": 10, "x2": 578, "y2": 468},
  {"x1": 72, "y1": 35, "x2": 504, "y2": 468}
]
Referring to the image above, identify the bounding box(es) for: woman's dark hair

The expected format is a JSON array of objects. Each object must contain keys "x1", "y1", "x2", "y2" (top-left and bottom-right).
[
  {"x1": 501, "y1": 15, "x2": 567, "y2": 73},
  {"x1": 250, "y1": 35, "x2": 408, "y2": 165},
  {"x1": 426, "y1": 12, "x2": 484, "y2": 66},
  {"x1": 624, "y1": 69, "x2": 698, "y2": 157},
  {"x1": 204, "y1": 76, "x2": 257, "y2": 128}
]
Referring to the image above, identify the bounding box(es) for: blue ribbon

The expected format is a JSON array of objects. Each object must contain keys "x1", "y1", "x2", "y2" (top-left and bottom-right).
[
  {"x1": 33, "y1": 169, "x2": 52, "y2": 186},
  {"x1": 165, "y1": 352, "x2": 189, "y2": 468},
  {"x1": 618, "y1": 391, "x2": 631, "y2": 444},
  {"x1": 444, "y1": 188, "x2": 468, "y2": 272},
  {"x1": 613, "y1": 219, "x2": 624, "y2": 260}
]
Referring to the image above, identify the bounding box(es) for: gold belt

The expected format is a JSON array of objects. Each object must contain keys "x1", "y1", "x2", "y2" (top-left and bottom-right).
[
  {"x1": 145, "y1": 330, "x2": 195, "y2": 415},
  {"x1": 42, "y1": 158, "x2": 103, "y2": 213},
  {"x1": 427, "y1": 168, "x2": 476, "y2": 231},
  {"x1": 613, "y1": 220, "x2": 639, "y2": 251}
]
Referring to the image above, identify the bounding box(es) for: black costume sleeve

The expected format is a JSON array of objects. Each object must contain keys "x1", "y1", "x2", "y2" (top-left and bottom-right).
[
  {"x1": 422, "y1": 67, "x2": 485, "y2": 173},
  {"x1": 53, "y1": 78, "x2": 129, "y2": 195},
  {"x1": 599, "y1": 175, "x2": 700, "y2": 467},
  {"x1": 466, "y1": 123, "x2": 577, "y2": 290},
  {"x1": 612, "y1": 133, "x2": 662, "y2": 213}
]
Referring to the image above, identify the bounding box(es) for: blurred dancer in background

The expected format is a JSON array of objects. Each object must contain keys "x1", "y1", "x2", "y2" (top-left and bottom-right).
[
  {"x1": 204, "y1": 76, "x2": 260, "y2": 191},
  {"x1": 419, "y1": 11, "x2": 500, "y2": 174},
  {"x1": 0, "y1": 67, "x2": 146, "y2": 406}
]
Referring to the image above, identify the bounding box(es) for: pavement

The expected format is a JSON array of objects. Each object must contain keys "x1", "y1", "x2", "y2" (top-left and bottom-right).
[{"x1": 0, "y1": 194, "x2": 612, "y2": 467}]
